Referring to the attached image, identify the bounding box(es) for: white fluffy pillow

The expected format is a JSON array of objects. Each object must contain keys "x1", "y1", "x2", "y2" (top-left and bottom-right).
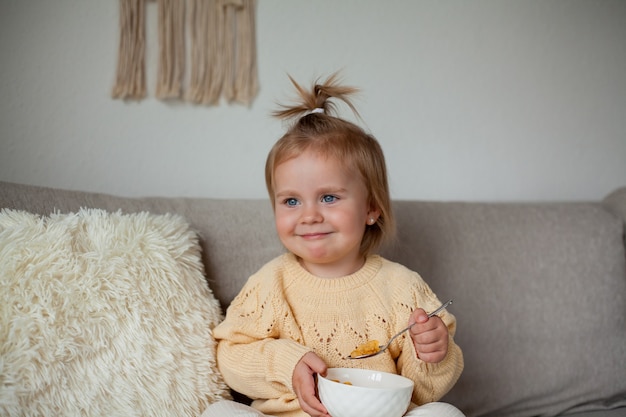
[{"x1": 0, "y1": 209, "x2": 231, "y2": 416}]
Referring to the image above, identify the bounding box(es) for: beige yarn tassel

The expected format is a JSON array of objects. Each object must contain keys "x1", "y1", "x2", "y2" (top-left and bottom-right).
[
  {"x1": 187, "y1": 0, "x2": 225, "y2": 105},
  {"x1": 221, "y1": 0, "x2": 258, "y2": 105},
  {"x1": 221, "y1": 0, "x2": 238, "y2": 102},
  {"x1": 188, "y1": 0, "x2": 258, "y2": 105},
  {"x1": 156, "y1": 0, "x2": 185, "y2": 99},
  {"x1": 231, "y1": 0, "x2": 258, "y2": 105},
  {"x1": 112, "y1": 0, "x2": 146, "y2": 100}
]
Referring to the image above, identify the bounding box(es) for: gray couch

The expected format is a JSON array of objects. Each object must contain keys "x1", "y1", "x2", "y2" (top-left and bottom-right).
[{"x1": 1, "y1": 180, "x2": 625, "y2": 417}]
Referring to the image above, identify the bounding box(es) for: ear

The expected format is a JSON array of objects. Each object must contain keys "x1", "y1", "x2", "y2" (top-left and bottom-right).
[{"x1": 366, "y1": 208, "x2": 381, "y2": 225}]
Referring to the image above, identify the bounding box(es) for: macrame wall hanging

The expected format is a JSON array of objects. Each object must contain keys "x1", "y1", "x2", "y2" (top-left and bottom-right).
[{"x1": 111, "y1": 0, "x2": 258, "y2": 106}]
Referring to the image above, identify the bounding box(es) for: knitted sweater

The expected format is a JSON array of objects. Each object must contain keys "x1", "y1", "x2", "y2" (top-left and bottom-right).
[{"x1": 214, "y1": 253, "x2": 464, "y2": 417}]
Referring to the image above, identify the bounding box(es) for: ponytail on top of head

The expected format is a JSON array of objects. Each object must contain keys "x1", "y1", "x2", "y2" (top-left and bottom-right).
[
  {"x1": 265, "y1": 73, "x2": 396, "y2": 256},
  {"x1": 272, "y1": 72, "x2": 360, "y2": 120}
]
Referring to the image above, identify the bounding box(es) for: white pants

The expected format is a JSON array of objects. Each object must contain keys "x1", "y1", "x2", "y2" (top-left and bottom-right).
[{"x1": 201, "y1": 400, "x2": 466, "y2": 417}]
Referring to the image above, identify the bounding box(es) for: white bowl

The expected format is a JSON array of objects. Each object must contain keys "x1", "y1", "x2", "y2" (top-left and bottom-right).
[{"x1": 317, "y1": 368, "x2": 414, "y2": 417}]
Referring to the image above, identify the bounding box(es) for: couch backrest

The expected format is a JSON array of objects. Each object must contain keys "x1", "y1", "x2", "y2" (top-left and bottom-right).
[
  {"x1": 383, "y1": 196, "x2": 626, "y2": 415},
  {"x1": 0, "y1": 181, "x2": 283, "y2": 311},
  {"x1": 3, "y1": 180, "x2": 626, "y2": 417}
]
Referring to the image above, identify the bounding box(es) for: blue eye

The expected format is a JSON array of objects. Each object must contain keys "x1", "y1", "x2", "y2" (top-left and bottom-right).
[
  {"x1": 322, "y1": 195, "x2": 337, "y2": 203},
  {"x1": 285, "y1": 198, "x2": 299, "y2": 206}
]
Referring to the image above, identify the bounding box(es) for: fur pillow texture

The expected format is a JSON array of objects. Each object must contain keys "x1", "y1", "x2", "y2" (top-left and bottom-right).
[{"x1": 0, "y1": 209, "x2": 231, "y2": 416}]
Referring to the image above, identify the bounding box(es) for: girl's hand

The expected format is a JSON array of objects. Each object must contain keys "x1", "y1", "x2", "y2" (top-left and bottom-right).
[
  {"x1": 408, "y1": 308, "x2": 449, "y2": 363},
  {"x1": 292, "y1": 352, "x2": 330, "y2": 417}
]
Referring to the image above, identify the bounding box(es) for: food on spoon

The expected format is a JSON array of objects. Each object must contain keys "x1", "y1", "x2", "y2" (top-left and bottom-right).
[{"x1": 350, "y1": 339, "x2": 380, "y2": 357}]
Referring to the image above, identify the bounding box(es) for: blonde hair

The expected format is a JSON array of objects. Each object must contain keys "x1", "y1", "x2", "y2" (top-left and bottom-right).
[{"x1": 265, "y1": 73, "x2": 395, "y2": 255}]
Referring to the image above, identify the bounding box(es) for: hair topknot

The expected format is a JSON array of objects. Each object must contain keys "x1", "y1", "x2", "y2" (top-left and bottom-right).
[{"x1": 272, "y1": 72, "x2": 360, "y2": 121}]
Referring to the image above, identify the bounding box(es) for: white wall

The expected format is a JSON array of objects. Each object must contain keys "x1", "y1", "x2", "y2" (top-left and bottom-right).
[{"x1": 1, "y1": 0, "x2": 624, "y2": 202}]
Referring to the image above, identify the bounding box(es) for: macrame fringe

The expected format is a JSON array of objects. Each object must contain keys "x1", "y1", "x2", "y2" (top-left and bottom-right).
[
  {"x1": 187, "y1": 0, "x2": 224, "y2": 105},
  {"x1": 113, "y1": 0, "x2": 258, "y2": 106},
  {"x1": 231, "y1": 0, "x2": 259, "y2": 105},
  {"x1": 156, "y1": 0, "x2": 185, "y2": 99},
  {"x1": 112, "y1": 0, "x2": 147, "y2": 100}
]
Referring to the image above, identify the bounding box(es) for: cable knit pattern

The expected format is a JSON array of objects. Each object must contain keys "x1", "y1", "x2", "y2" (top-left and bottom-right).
[{"x1": 214, "y1": 253, "x2": 464, "y2": 417}]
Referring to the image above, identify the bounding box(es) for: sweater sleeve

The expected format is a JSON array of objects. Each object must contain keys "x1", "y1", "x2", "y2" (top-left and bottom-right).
[
  {"x1": 397, "y1": 309, "x2": 464, "y2": 404},
  {"x1": 213, "y1": 263, "x2": 312, "y2": 401},
  {"x1": 390, "y1": 269, "x2": 464, "y2": 404}
]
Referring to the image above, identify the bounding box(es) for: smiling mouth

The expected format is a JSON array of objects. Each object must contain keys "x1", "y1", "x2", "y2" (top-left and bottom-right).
[{"x1": 299, "y1": 232, "x2": 330, "y2": 239}]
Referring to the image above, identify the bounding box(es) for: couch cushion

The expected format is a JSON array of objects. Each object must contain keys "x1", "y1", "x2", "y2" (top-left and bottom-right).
[
  {"x1": 0, "y1": 181, "x2": 283, "y2": 311},
  {"x1": 383, "y1": 200, "x2": 626, "y2": 417},
  {"x1": 0, "y1": 209, "x2": 231, "y2": 416}
]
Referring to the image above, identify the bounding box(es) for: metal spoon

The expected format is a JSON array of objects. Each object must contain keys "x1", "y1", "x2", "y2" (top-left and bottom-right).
[{"x1": 347, "y1": 299, "x2": 453, "y2": 359}]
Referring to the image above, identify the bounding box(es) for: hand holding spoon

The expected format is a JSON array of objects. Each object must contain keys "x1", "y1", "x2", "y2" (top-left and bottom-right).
[{"x1": 347, "y1": 299, "x2": 453, "y2": 359}]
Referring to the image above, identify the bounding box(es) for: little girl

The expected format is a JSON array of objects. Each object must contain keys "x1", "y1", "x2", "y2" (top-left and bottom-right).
[{"x1": 202, "y1": 74, "x2": 464, "y2": 417}]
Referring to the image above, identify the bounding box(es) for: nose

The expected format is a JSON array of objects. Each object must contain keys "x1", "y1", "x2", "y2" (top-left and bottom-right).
[{"x1": 300, "y1": 204, "x2": 322, "y2": 224}]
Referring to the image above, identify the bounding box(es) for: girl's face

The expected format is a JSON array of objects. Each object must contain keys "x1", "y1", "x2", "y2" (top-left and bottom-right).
[{"x1": 272, "y1": 151, "x2": 379, "y2": 278}]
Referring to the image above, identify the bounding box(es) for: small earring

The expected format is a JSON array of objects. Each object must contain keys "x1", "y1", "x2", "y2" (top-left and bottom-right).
[{"x1": 369, "y1": 218, "x2": 375, "y2": 225}]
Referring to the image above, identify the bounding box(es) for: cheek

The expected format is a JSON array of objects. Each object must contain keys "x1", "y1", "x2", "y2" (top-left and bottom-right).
[
  {"x1": 343, "y1": 204, "x2": 368, "y2": 224},
  {"x1": 333, "y1": 211, "x2": 367, "y2": 233},
  {"x1": 274, "y1": 212, "x2": 293, "y2": 236}
]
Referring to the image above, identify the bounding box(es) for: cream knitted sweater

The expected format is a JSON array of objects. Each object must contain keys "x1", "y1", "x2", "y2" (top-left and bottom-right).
[{"x1": 214, "y1": 253, "x2": 464, "y2": 417}]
